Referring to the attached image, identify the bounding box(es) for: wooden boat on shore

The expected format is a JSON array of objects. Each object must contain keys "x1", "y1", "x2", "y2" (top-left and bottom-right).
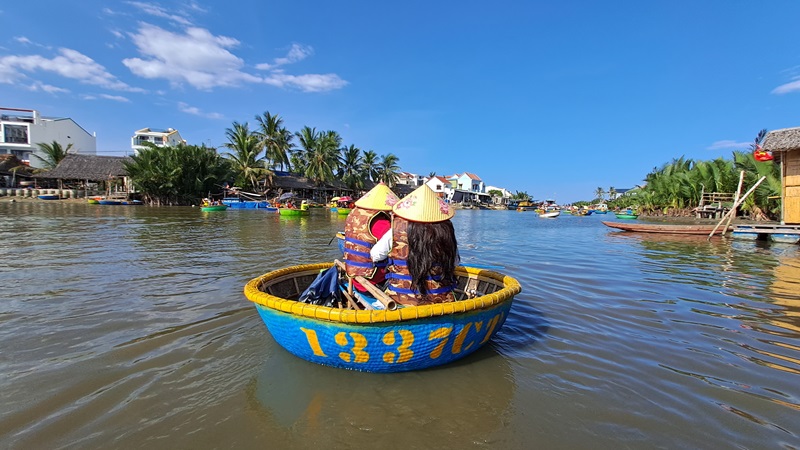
[
  {"x1": 602, "y1": 221, "x2": 733, "y2": 235},
  {"x1": 244, "y1": 263, "x2": 522, "y2": 372}
]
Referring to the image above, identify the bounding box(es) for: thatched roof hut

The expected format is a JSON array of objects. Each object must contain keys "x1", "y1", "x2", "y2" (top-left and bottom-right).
[
  {"x1": 762, "y1": 127, "x2": 800, "y2": 224},
  {"x1": 762, "y1": 127, "x2": 800, "y2": 153},
  {"x1": 33, "y1": 154, "x2": 131, "y2": 181}
]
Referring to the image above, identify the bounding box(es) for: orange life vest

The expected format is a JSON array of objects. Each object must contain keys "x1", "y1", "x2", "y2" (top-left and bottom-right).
[
  {"x1": 386, "y1": 217, "x2": 456, "y2": 306},
  {"x1": 343, "y1": 208, "x2": 389, "y2": 279}
]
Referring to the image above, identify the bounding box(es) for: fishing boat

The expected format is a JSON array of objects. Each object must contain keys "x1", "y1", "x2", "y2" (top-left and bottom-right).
[
  {"x1": 614, "y1": 210, "x2": 638, "y2": 219},
  {"x1": 243, "y1": 262, "x2": 521, "y2": 373},
  {"x1": 574, "y1": 209, "x2": 593, "y2": 216},
  {"x1": 201, "y1": 204, "x2": 228, "y2": 212},
  {"x1": 538, "y1": 210, "x2": 560, "y2": 218},
  {"x1": 602, "y1": 221, "x2": 733, "y2": 235},
  {"x1": 98, "y1": 199, "x2": 122, "y2": 205},
  {"x1": 37, "y1": 194, "x2": 60, "y2": 200},
  {"x1": 278, "y1": 208, "x2": 309, "y2": 216},
  {"x1": 87, "y1": 196, "x2": 103, "y2": 204}
]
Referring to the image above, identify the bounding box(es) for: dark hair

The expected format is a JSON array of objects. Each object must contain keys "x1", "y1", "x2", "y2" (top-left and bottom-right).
[{"x1": 406, "y1": 220, "x2": 458, "y2": 298}]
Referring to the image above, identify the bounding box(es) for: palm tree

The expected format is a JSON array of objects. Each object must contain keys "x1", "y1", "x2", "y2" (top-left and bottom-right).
[
  {"x1": 594, "y1": 187, "x2": 605, "y2": 201},
  {"x1": 339, "y1": 144, "x2": 364, "y2": 190},
  {"x1": 223, "y1": 121, "x2": 269, "y2": 191},
  {"x1": 298, "y1": 128, "x2": 341, "y2": 185},
  {"x1": 33, "y1": 140, "x2": 73, "y2": 169},
  {"x1": 376, "y1": 153, "x2": 400, "y2": 186},
  {"x1": 607, "y1": 187, "x2": 617, "y2": 200},
  {"x1": 361, "y1": 150, "x2": 380, "y2": 183},
  {"x1": 254, "y1": 111, "x2": 293, "y2": 171}
]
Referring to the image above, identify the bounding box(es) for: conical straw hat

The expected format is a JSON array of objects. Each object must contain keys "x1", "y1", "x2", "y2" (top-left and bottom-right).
[
  {"x1": 393, "y1": 185, "x2": 455, "y2": 222},
  {"x1": 354, "y1": 182, "x2": 399, "y2": 211}
]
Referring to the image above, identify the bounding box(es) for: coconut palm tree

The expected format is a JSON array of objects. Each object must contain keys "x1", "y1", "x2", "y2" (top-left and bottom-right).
[
  {"x1": 254, "y1": 111, "x2": 293, "y2": 171},
  {"x1": 607, "y1": 187, "x2": 617, "y2": 200},
  {"x1": 594, "y1": 187, "x2": 605, "y2": 201},
  {"x1": 223, "y1": 121, "x2": 269, "y2": 191},
  {"x1": 361, "y1": 150, "x2": 380, "y2": 183},
  {"x1": 299, "y1": 128, "x2": 341, "y2": 185},
  {"x1": 339, "y1": 144, "x2": 364, "y2": 190},
  {"x1": 376, "y1": 153, "x2": 401, "y2": 186},
  {"x1": 33, "y1": 140, "x2": 73, "y2": 170}
]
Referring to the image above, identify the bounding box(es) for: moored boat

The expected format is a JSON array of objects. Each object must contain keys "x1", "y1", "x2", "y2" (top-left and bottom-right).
[
  {"x1": 614, "y1": 210, "x2": 638, "y2": 219},
  {"x1": 279, "y1": 208, "x2": 309, "y2": 216},
  {"x1": 98, "y1": 199, "x2": 122, "y2": 205},
  {"x1": 201, "y1": 204, "x2": 228, "y2": 212},
  {"x1": 538, "y1": 211, "x2": 560, "y2": 218},
  {"x1": 602, "y1": 221, "x2": 733, "y2": 235},
  {"x1": 243, "y1": 263, "x2": 522, "y2": 372},
  {"x1": 37, "y1": 194, "x2": 60, "y2": 200}
]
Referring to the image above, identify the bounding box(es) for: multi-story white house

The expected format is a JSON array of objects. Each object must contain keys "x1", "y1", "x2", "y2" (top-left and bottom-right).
[
  {"x1": 396, "y1": 171, "x2": 425, "y2": 186},
  {"x1": 425, "y1": 175, "x2": 452, "y2": 198},
  {"x1": 0, "y1": 107, "x2": 97, "y2": 168},
  {"x1": 131, "y1": 127, "x2": 186, "y2": 155},
  {"x1": 449, "y1": 172, "x2": 484, "y2": 193}
]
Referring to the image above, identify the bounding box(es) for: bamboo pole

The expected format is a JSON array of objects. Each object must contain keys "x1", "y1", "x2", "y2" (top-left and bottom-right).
[
  {"x1": 721, "y1": 170, "x2": 746, "y2": 236},
  {"x1": 708, "y1": 176, "x2": 766, "y2": 240},
  {"x1": 334, "y1": 259, "x2": 397, "y2": 310}
]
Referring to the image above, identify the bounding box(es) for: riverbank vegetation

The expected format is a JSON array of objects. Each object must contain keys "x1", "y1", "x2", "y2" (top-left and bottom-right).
[
  {"x1": 597, "y1": 151, "x2": 781, "y2": 220},
  {"x1": 124, "y1": 110, "x2": 402, "y2": 205}
]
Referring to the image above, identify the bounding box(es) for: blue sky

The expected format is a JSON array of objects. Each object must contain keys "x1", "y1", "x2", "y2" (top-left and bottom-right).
[{"x1": 2, "y1": 1, "x2": 800, "y2": 202}]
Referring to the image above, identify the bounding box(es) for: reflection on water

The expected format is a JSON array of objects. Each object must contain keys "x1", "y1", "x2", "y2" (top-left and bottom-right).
[{"x1": 1, "y1": 204, "x2": 800, "y2": 448}]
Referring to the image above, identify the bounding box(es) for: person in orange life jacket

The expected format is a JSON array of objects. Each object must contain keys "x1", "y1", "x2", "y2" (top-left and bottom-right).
[
  {"x1": 343, "y1": 183, "x2": 399, "y2": 292},
  {"x1": 381, "y1": 185, "x2": 459, "y2": 306}
]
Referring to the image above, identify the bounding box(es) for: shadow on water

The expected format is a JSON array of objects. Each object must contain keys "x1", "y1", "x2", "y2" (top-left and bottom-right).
[{"x1": 246, "y1": 342, "x2": 517, "y2": 449}]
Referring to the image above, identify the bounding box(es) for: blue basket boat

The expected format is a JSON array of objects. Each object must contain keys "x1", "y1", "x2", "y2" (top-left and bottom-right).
[{"x1": 244, "y1": 263, "x2": 521, "y2": 373}]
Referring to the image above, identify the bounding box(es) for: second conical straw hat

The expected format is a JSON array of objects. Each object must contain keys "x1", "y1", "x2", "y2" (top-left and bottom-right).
[
  {"x1": 354, "y1": 182, "x2": 399, "y2": 211},
  {"x1": 392, "y1": 185, "x2": 455, "y2": 222}
]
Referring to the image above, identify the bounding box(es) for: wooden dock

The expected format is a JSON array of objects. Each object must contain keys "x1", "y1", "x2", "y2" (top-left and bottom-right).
[{"x1": 732, "y1": 224, "x2": 800, "y2": 244}]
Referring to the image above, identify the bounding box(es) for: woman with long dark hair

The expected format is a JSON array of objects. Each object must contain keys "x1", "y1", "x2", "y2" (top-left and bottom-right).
[{"x1": 385, "y1": 185, "x2": 459, "y2": 306}]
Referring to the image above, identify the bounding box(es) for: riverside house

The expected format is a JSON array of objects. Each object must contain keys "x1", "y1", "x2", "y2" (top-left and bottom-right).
[{"x1": 763, "y1": 127, "x2": 800, "y2": 224}]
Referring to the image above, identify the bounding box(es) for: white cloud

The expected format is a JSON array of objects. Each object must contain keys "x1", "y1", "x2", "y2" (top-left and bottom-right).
[
  {"x1": 263, "y1": 72, "x2": 348, "y2": 93},
  {"x1": 99, "y1": 94, "x2": 131, "y2": 102},
  {"x1": 707, "y1": 140, "x2": 749, "y2": 150},
  {"x1": 256, "y1": 44, "x2": 313, "y2": 70},
  {"x1": 178, "y1": 101, "x2": 223, "y2": 119},
  {"x1": 126, "y1": 1, "x2": 193, "y2": 26},
  {"x1": 772, "y1": 78, "x2": 800, "y2": 95},
  {"x1": 123, "y1": 23, "x2": 261, "y2": 89},
  {"x1": 14, "y1": 36, "x2": 32, "y2": 45},
  {"x1": 0, "y1": 48, "x2": 144, "y2": 92},
  {"x1": 29, "y1": 82, "x2": 69, "y2": 94}
]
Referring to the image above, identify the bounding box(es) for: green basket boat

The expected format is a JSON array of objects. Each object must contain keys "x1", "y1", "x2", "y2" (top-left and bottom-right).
[
  {"x1": 201, "y1": 205, "x2": 228, "y2": 212},
  {"x1": 244, "y1": 263, "x2": 521, "y2": 373},
  {"x1": 279, "y1": 208, "x2": 310, "y2": 216}
]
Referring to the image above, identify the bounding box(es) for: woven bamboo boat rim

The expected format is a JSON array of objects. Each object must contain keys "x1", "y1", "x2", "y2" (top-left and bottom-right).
[{"x1": 244, "y1": 262, "x2": 522, "y2": 324}]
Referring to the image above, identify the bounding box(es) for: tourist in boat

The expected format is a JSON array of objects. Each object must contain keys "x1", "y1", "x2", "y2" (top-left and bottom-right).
[
  {"x1": 343, "y1": 183, "x2": 398, "y2": 293},
  {"x1": 382, "y1": 185, "x2": 459, "y2": 306}
]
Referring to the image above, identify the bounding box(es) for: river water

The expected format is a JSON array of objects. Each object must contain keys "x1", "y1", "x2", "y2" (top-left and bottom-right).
[{"x1": 1, "y1": 202, "x2": 799, "y2": 449}]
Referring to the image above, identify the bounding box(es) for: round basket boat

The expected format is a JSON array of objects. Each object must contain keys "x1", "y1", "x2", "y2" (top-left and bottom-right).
[
  {"x1": 244, "y1": 263, "x2": 522, "y2": 373},
  {"x1": 278, "y1": 208, "x2": 309, "y2": 216}
]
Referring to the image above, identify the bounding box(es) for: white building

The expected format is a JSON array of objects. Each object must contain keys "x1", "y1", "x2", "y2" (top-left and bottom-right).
[
  {"x1": 0, "y1": 107, "x2": 97, "y2": 168},
  {"x1": 425, "y1": 175, "x2": 452, "y2": 198},
  {"x1": 131, "y1": 127, "x2": 186, "y2": 154},
  {"x1": 396, "y1": 171, "x2": 425, "y2": 186}
]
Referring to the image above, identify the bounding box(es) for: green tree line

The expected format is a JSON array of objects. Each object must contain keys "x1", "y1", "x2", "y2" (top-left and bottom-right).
[
  {"x1": 123, "y1": 111, "x2": 402, "y2": 205},
  {"x1": 599, "y1": 151, "x2": 781, "y2": 220}
]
